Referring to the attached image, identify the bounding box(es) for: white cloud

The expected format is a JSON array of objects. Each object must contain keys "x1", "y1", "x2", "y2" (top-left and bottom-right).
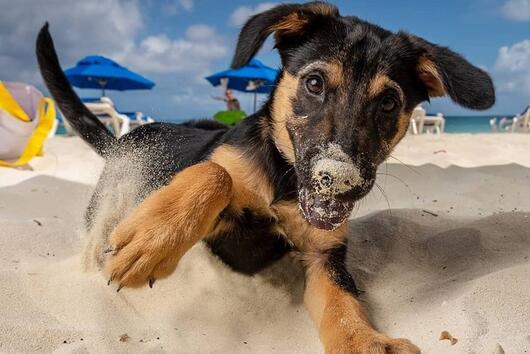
[
  {"x1": 173, "y1": 88, "x2": 219, "y2": 106},
  {"x1": 0, "y1": 0, "x2": 228, "y2": 82},
  {"x1": 0, "y1": 0, "x2": 141, "y2": 76},
  {"x1": 500, "y1": 0, "x2": 530, "y2": 21},
  {"x1": 494, "y1": 39, "x2": 530, "y2": 95},
  {"x1": 186, "y1": 24, "x2": 216, "y2": 40},
  {"x1": 121, "y1": 24, "x2": 228, "y2": 74},
  {"x1": 230, "y1": 2, "x2": 278, "y2": 27},
  {"x1": 161, "y1": 0, "x2": 193, "y2": 15},
  {"x1": 179, "y1": 0, "x2": 193, "y2": 11}
]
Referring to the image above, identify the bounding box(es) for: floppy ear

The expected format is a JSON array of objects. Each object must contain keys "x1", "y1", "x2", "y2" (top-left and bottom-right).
[
  {"x1": 231, "y1": 1, "x2": 339, "y2": 68},
  {"x1": 402, "y1": 33, "x2": 495, "y2": 110}
]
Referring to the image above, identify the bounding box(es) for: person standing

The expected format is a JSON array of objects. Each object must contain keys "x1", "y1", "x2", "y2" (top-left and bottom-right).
[{"x1": 213, "y1": 89, "x2": 241, "y2": 111}]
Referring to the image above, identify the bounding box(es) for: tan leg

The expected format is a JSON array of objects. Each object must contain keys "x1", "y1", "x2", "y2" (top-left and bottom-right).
[
  {"x1": 274, "y1": 201, "x2": 419, "y2": 353},
  {"x1": 106, "y1": 161, "x2": 232, "y2": 288},
  {"x1": 304, "y1": 258, "x2": 420, "y2": 354}
]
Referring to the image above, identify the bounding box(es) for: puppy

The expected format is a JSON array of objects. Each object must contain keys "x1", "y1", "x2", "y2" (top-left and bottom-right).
[{"x1": 36, "y1": 2, "x2": 494, "y2": 353}]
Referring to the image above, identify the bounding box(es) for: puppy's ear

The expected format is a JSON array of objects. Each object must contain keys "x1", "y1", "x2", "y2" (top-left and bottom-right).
[
  {"x1": 231, "y1": 2, "x2": 339, "y2": 68},
  {"x1": 401, "y1": 33, "x2": 495, "y2": 110}
]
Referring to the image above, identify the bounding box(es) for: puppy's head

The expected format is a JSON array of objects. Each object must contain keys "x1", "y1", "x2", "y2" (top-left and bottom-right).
[{"x1": 232, "y1": 2, "x2": 495, "y2": 230}]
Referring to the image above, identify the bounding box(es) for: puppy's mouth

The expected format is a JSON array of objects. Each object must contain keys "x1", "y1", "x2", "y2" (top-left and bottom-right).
[{"x1": 298, "y1": 188, "x2": 355, "y2": 231}]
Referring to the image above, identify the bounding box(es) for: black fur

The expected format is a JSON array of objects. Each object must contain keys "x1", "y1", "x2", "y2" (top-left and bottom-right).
[
  {"x1": 206, "y1": 208, "x2": 292, "y2": 274},
  {"x1": 231, "y1": 3, "x2": 339, "y2": 68},
  {"x1": 326, "y1": 244, "x2": 359, "y2": 296},
  {"x1": 399, "y1": 33, "x2": 495, "y2": 109}
]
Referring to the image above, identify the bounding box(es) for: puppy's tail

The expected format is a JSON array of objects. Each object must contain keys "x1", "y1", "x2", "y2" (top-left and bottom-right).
[{"x1": 36, "y1": 23, "x2": 115, "y2": 157}]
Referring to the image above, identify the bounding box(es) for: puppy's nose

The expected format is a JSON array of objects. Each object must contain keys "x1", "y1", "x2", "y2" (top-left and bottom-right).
[{"x1": 312, "y1": 158, "x2": 361, "y2": 196}]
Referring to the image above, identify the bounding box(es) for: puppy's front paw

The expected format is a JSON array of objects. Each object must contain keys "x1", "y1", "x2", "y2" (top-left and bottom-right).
[
  {"x1": 328, "y1": 331, "x2": 420, "y2": 354},
  {"x1": 106, "y1": 217, "x2": 181, "y2": 289}
]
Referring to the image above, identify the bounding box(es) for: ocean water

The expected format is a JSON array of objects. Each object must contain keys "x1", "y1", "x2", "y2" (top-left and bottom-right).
[
  {"x1": 443, "y1": 115, "x2": 501, "y2": 133},
  {"x1": 54, "y1": 115, "x2": 509, "y2": 135}
]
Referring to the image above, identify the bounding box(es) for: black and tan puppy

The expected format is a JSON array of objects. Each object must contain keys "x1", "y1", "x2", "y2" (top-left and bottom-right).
[{"x1": 37, "y1": 2, "x2": 494, "y2": 353}]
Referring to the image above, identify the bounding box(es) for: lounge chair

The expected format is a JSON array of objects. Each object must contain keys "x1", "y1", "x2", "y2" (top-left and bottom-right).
[
  {"x1": 121, "y1": 111, "x2": 155, "y2": 130},
  {"x1": 505, "y1": 106, "x2": 530, "y2": 133},
  {"x1": 490, "y1": 117, "x2": 498, "y2": 132},
  {"x1": 63, "y1": 97, "x2": 154, "y2": 137},
  {"x1": 493, "y1": 106, "x2": 530, "y2": 133},
  {"x1": 83, "y1": 97, "x2": 130, "y2": 137},
  {"x1": 408, "y1": 106, "x2": 423, "y2": 134},
  {"x1": 409, "y1": 105, "x2": 445, "y2": 134}
]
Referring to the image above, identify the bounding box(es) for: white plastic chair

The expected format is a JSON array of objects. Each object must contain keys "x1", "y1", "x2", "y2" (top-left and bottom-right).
[
  {"x1": 510, "y1": 107, "x2": 530, "y2": 133},
  {"x1": 409, "y1": 106, "x2": 424, "y2": 135},
  {"x1": 84, "y1": 97, "x2": 130, "y2": 137},
  {"x1": 409, "y1": 105, "x2": 445, "y2": 134}
]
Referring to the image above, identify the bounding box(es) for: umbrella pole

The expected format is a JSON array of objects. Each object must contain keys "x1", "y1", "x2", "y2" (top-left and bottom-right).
[
  {"x1": 253, "y1": 92, "x2": 257, "y2": 113},
  {"x1": 101, "y1": 87, "x2": 106, "y2": 97}
]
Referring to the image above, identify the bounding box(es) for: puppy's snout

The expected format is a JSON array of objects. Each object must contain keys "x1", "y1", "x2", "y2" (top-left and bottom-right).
[
  {"x1": 319, "y1": 173, "x2": 334, "y2": 188},
  {"x1": 312, "y1": 158, "x2": 361, "y2": 196}
]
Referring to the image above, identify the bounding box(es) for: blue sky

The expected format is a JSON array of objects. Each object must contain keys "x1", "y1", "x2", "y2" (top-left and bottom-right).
[{"x1": 0, "y1": 0, "x2": 529, "y2": 121}]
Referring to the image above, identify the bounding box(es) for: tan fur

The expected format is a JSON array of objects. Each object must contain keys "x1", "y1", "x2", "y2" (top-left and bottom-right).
[
  {"x1": 106, "y1": 161, "x2": 232, "y2": 287},
  {"x1": 306, "y1": 2, "x2": 338, "y2": 16},
  {"x1": 299, "y1": 60, "x2": 344, "y2": 88},
  {"x1": 270, "y1": 13, "x2": 308, "y2": 38},
  {"x1": 389, "y1": 111, "x2": 413, "y2": 149},
  {"x1": 271, "y1": 72, "x2": 298, "y2": 162},
  {"x1": 418, "y1": 56, "x2": 446, "y2": 97},
  {"x1": 209, "y1": 144, "x2": 274, "y2": 213},
  {"x1": 368, "y1": 72, "x2": 392, "y2": 98},
  {"x1": 273, "y1": 200, "x2": 346, "y2": 255},
  {"x1": 304, "y1": 262, "x2": 421, "y2": 354},
  {"x1": 270, "y1": 3, "x2": 337, "y2": 41},
  {"x1": 323, "y1": 61, "x2": 344, "y2": 88}
]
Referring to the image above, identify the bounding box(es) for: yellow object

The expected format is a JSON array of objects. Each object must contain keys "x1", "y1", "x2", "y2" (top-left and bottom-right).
[
  {"x1": 0, "y1": 81, "x2": 56, "y2": 167},
  {"x1": 0, "y1": 81, "x2": 31, "y2": 122}
]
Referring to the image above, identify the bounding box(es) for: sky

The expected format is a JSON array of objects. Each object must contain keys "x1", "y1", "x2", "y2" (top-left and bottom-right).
[{"x1": 0, "y1": 0, "x2": 529, "y2": 121}]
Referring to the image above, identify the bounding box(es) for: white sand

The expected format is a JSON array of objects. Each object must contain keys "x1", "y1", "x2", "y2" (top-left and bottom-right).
[{"x1": 0, "y1": 134, "x2": 529, "y2": 353}]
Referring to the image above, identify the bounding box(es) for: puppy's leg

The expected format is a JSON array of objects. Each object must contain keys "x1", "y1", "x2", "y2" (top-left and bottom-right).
[
  {"x1": 106, "y1": 161, "x2": 232, "y2": 288},
  {"x1": 304, "y1": 245, "x2": 420, "y2": 354}
]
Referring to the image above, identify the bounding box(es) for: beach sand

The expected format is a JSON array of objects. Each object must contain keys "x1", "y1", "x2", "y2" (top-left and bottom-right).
[{"x1": 0, "y1": 134, "x2": 529, "y2": 353}]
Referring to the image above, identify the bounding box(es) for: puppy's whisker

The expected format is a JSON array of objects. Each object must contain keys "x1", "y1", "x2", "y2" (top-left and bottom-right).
[
  {"x1": 384, "y1": 162, "x2": 388, "y2": 189},
  {"x1": 374, "y1": 182, "x2": 392, "y2": 218},
  {"x1": 376, "y1": 172, "x2": 411, "y2": 191},
  {"x1": 388, "y1": 155, "x2": 421, "y2": 175},
  {"x1": 276, "y1": 165, "x2": 296, "y2": 186},
  {"x1": 350, "y1": 200, "x2": 362, "y2": 218}
]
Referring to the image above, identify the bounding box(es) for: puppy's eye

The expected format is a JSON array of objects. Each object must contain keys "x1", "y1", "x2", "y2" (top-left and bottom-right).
[
  {"x1": 380, "y1": 96, "x2": 398, "y2": 113},
  {"x1": 305, "y1": 74, "x2": 324, "y2": 95}
]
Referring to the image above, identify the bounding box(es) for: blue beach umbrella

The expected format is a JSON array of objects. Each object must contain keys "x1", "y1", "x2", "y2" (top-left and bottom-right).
[
  {"x1": 64, "y1": 55, "x2": 155, "y2": 96},
  {"x1": 205, "y1": 59, "x2": 279, "y2": 112}
]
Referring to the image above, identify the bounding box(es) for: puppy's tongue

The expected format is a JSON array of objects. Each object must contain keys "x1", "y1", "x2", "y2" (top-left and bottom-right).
[{"x1": 299, "y1": 188, "x2": 354, "y2": 230}]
